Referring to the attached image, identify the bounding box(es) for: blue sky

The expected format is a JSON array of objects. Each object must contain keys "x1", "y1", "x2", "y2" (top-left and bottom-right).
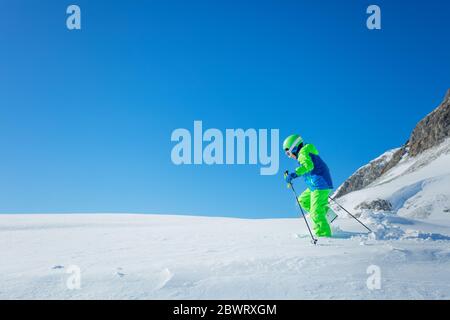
[{"x1": 1, "y1": 0, "x2": 449, "y2": 218}]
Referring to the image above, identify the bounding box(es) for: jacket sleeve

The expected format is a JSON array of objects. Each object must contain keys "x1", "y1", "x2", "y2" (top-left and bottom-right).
[{"x1": 294, "y1": 144, "x2": 317, "y2": 176}]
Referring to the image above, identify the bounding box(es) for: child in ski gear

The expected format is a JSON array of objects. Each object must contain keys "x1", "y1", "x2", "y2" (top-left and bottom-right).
[{"x1": 283, "y1": 134, "x2": 334, "y2": 237}]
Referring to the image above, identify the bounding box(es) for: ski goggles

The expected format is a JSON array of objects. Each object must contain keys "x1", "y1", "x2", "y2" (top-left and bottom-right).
[{"x1": 285, "y1": 149, "x2": 294, "y2": 157}]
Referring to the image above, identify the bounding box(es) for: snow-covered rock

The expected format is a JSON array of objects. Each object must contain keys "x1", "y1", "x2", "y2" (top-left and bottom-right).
[
  {"x1": 335, "y1": 138, "x2": 450, "y2": 220},
  {"x1": 334, "y1": 148, "x2": 400, "y2": 199},
  {"x1": 356, "y1": 199, "x2": 393, "y2": 212}
]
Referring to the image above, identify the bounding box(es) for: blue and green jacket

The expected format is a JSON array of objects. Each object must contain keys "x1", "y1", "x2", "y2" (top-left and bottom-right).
[{"x1": 295, "y1": 144, "x2": 333, "y2": 191}]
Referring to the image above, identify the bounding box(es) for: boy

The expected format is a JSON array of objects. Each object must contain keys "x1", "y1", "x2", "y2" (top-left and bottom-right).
[{"x1": 283, "y1": 134, "x2": 334, "y2": 237}]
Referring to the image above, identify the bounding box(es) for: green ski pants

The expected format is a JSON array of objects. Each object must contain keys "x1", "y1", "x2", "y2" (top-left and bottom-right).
[{"x1": 298, "y1": 188, "x2": 332, "y2": 237}]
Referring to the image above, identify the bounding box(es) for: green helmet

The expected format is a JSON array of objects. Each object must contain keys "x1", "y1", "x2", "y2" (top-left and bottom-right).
[{"x1": 283, "y1": 134, "x2": 303, "y2": 152}]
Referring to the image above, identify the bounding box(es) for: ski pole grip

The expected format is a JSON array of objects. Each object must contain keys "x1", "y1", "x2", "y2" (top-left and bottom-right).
[{"x1": 284, "y1": 171, "x2": 291, "y2": 188}]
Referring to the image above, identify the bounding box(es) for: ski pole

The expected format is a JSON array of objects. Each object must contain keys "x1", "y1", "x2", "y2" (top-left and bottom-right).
[
  {"x1": 328, "y1": 196, "x2": 373, "y2": 233},
  {"x1": 285, "y1": 171, "x2": 318, "y2": 245},
  {"x1": 328, "y1": 211, "x2": 338, "y2": 224}
]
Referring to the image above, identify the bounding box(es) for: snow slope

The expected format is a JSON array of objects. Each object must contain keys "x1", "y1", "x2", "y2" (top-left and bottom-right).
[
  {"x1": 335, "y1": 138, "x2": 450, "y2": 221},
  {"x1": 1, "y1": 213, "x2": 450, "y2": 299}
]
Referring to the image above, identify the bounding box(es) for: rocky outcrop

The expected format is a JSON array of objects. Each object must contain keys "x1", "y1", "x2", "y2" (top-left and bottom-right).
[
  {"x1": 408, "y1": 90, "x2": 450, "y2": 157},
  {"x1": 333, "y1": 148, "x2": 399, "y2": 198},
  {"x1": 355, "y1": 199, "x2": 393, "y2": 212},
  {"x1": 334, "y1": 89, "x2": 450, "y2": 198}
]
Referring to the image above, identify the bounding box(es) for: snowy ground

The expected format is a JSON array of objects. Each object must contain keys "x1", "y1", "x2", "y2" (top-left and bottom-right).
[{"x1": 1, "y1": 213, "x2": 450, "y2": 299}]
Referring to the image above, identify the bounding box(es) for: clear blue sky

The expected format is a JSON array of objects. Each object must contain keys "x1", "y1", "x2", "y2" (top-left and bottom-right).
[{"x1": 1, "y1": 0, "x2": 449, "y2": 218}]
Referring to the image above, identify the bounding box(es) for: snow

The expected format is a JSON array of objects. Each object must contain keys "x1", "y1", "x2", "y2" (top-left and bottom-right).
[
  {"x1": 336, "y1": 138, "x2": 450, "y2": 221},
  {"x1": 1, "y1": 213, "x2": 450, "y2": 299}
]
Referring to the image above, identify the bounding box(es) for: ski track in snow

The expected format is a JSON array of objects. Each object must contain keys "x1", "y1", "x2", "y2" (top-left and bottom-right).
[{"x1": 1, "y1": 214, "x2": 450, "y2": 299}]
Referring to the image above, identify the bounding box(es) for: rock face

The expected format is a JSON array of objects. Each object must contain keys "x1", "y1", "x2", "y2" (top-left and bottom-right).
[
  {"x1": 334, "y1": 89, "x2": 450, "y2": 198},
  {"x1": 408, "y1": 90, "x2": 450, "y2": 157},
  {"x1": 355, "y1": 199, "x2": 393, "y2": 212},
  {"x1": 333, "y1": 148, "x2": 400, "y2": 198}
]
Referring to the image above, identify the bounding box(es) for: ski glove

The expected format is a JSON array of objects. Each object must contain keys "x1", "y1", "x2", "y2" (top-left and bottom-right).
[{"x1": 285, "y1": 172, "x2": 298, "y2": 184}]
